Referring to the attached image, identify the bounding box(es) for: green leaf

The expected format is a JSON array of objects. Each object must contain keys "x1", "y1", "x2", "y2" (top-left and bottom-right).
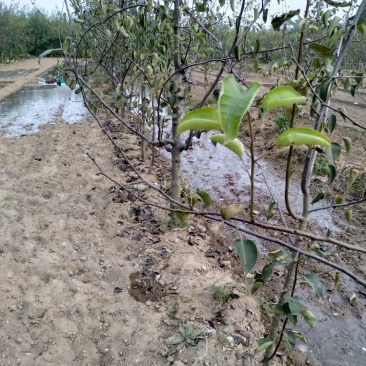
[
  {"x1": 311, "y1": 192, "x2": 325, "y2": 204},
  {"x1": 266, "y1": 201, "x2": 276, "y2": 220},
  {"x1": 261, "y1": 263, "x2": 277, "y2": 281},
  {"x1": 338, "y1": 107, "x2": 347, "y2": 121},
  {"x1": 253, "y1": 39, "x2": 260, "y2": 55},
  {"x1": 301, "y1": 309, "x2": 317, "y2": 328},
  {"x1": 357, "y1": 8, "x2": 366, "y2": 34},
  {"x1": 255, "y1": 337, "x2": 273, "y2": 354},
  {"x1": 188, "y1": 194, "x2": 199, "y2": 207},
  {"x1": 262, "y1": 86, "x2": 306, "y2": 111},
  {"x1": 210, "y1": 134, "x2": 245, "y2": 157},
  {"x1": 308, "y1": 43, "x2": 334, "y2": 66},
  {"x1": 268, "y1": 59, "x2": 292, "y2": 74},
  {"x1": 196, "y1": 189, "x2": 212, "y2": 208},
  {"x1": 168, "y1": 93, "x2": 176, "y2": 107},
  {"x1": 267, "y1": 249, "x2": 293, "y2": 263},
  {"x1": 327, "y1": 16, "x2": 341, "y2": 37},
  {"x1": 253, "y1": 59, "x2": 259, "y2": 72},
  {"x1": 219, "y1": 76, "x2": 261, "y2": 141},
  {"x1": 329, "y1": 28, "x2": 346, "y2": 48},
  {"x1": 327, "y1": 164, "x2": 336, "y2": 185},
  {"x1": 233, "y1": 239, "x2": 258, "y2": 274},
  {"x1": 37, "y1": 48, "x2": 63, "y2": 64},
  {"x1": 177, "y1": 108, "x2": 221, "y2": 134},
  {"x1": 251, "y1": 281, "x2": 263, "y2": 294},
  {"x1": 283, "y1": 293, "x2": 303, "y2": 315},
  {"x1": 323, "y1": 9, "x2": 334, "y2": 27},
  {"x1": 347, "y1": 168, "x2": 359, "y2": 189},
  {"x1": 176, "y1": 212, "x2": 189, "y2": 224},
  {"x1": 304, "y1": 273, "x2": 325, "y2": 298},
  {"x1": 319, "y1": 79, "x2": 331, "y2": 103},
  {"x1": 345, "y1": 209, "x2": 352, "y2": 222},
  {"x1": 170, "y1": 335, "x2": 185, "y2": 344},
  {"x1": 271, "y1": 10, "x2": 300, "y2": 31},
  {"x1": 219, "y1": 0, "x2": 225, "y2": 6},
  {"x1": 230, "y1": 0, "x2": 235, "y2": 12},
  {"x1": 324, "y1": 0, "x2": 351, "y2": 7},
  {"x1": 334, "y1": 272, "x2": 341, "y2": 288},
  {"x1": 276, "y1": 127, "x2": 331, "y2": 148},
  {"x1": 283, "y1": 330, "x2": 296, "y2": 353},
  {"x1": 263, "y1": 9, "x2": 268, "y2": 23},
  {"x1": 343, "y1": 136, "x2": 351, "y2": 153},
  {"x1": 221, "y1": 204, "x2": 244, "y2": 219},
  {"x1": 327, "y1": 115, "x2": 336, "y2": 133},
  {"x1": 234, "y1": 45, "x2": 240, "y2": 62},
  {"x1": 292, "y1": 331, "x2": 307, "y2": 344},
  {"x1": 325, "y1": 142, "x2": 341, "y2": 162}
]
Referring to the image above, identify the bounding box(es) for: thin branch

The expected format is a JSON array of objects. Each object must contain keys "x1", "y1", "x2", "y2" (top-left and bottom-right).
[{"x1": 310, "y1": 198, "x2": 366, "y2": 213}]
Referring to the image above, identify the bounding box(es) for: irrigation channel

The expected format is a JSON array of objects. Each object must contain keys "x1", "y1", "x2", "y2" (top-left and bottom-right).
[{"x1": 0, "y1": 81, "x2": 365, "y2": 366}]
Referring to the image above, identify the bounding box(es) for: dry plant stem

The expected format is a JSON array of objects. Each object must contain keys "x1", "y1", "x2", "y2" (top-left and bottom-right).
[
  {"x1": 310, "y1": 197, "x2": 366, "y2": 213},
  {"x1": 247, "y1": 112, "x2": 255, "y2": 219}
]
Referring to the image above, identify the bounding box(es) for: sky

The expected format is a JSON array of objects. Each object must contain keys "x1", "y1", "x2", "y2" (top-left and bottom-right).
[
  {"x1": 2, "y1": 0, "x2": 306, "y2": 15},
  {"x1": 1, "y1": 0, "x2": 358, "y2": 16}
]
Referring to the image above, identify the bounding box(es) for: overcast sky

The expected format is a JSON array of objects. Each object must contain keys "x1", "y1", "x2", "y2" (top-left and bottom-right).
[{"x1": 1, "y1": 0, "x2": 358, "y2": 15}]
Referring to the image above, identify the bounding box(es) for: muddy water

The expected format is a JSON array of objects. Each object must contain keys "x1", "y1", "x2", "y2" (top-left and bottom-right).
[
  {"x1": 179, "y1": 132, "x2": 366, "y2": 366},
  {"x1": 0, "y1": 83, "x2": 89, "y2": 137}
]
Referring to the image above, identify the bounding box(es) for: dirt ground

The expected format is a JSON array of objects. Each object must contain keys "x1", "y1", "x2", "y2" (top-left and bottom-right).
[
  {"x1": 0, "y1": 58, "x2": 365, "y2": 366},
  {"x1": 0, "y1": 59, "x2": 289, "y2": 366}
]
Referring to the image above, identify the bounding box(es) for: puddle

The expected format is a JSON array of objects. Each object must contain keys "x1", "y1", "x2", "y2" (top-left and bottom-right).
[
  {"x1": 0, "y1": 84, "x2": 89, "y2": 137},
  {"x1": 181, "y1": 132, "x2": 340, "y2": 232},
  {"x1": 178, "y1": 132, "x2": 366, "y2": 365}
]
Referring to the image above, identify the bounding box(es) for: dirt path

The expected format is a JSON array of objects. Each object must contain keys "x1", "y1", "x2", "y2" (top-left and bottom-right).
[{"x1": 0, "y1": 57, "x2": 58, "y2": 100}]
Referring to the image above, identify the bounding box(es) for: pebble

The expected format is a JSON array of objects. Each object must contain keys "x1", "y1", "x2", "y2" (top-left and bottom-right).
[{"x1": 16, "y1": 337, "x2": 23, "y2": 344}]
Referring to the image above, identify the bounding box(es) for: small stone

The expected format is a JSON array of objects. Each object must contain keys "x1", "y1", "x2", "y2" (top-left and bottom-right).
[
  {"x1": 167, "y1": 356, "x2": 174, "y2": 363},
  {"x1": 221, "y1": 260, "x2": 231, "y2": 268},
  {"x1": 16, "y1": 338, "x2": 23, "y2": 344},
  {"x1": 127, "y1": 253, "x2": 138, "y2": 261},
  {"x1": 146, "y1": 300, "x2": 152, "y2": 306}
]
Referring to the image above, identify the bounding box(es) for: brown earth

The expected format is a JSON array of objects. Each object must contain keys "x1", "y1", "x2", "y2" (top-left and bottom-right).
[{"x1": 0, "y1": 59, "x2": 287, "y2": 366}]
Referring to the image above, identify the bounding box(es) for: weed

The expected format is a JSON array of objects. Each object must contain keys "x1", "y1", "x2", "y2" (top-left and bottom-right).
[
  {"x1": 211, "y1": 283, "x2": 231, "y2": 304},
  {"x1": 170, "y1": 324, "x2": 205, "y2": 346},
  {"x1": 313, "y1": 153, "x2": 330, "y2": 176},
  {"x1": 216, "y1": 331, "x2": 228, "y2": 344},
  {"x1": 274, "y1": 114, "x2": 291, "y2": 133}
]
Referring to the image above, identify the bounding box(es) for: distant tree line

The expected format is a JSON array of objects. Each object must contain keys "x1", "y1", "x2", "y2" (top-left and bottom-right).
[{"x1": 0, "y1": 1, "x2": 67, "y2": 62}]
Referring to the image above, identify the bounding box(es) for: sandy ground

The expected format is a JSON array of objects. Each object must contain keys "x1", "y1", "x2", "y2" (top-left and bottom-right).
[
  {"x1": 0, "y1": 58, "x2": 58, "y2": 101},
  {"x1": 0, "y1": 59, "x2": 279, "y2": 366}
]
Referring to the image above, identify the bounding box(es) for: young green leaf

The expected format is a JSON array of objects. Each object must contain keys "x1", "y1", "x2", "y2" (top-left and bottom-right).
[
  {"x1": 327, "y1": 115, "x2": 337, "y2": 133},
  {"x1": 255, "y1": 337, "x2": 273, "y2": 354},
  {"x1": 262, "y1": 86, "x2": 306, "y2": 111},
  {"x1": 345, "y1": 209, "x2": 352, "y2": 222},
  {"x1": 276, "y1": 127, "x2": 331, "y2": 148},
  {"x1": 343, "y1": 136, "x2": 352, "y2": 153},
  {"x1": 357, "y1": 8, "x2": 366, "y2": 33},
  {"x1": 218, "y1": 76, "x2": 261, "y2": 141},
  {"x1": 308, "y1": 43, "x2": 334, "y2": 66},
  {"x1": 196, "y1": 189, "x2": 212, "y2": 208},
  {"x1": 177, "y1": 108, "x2": 221, "y2": 134},
  {"x1": 210, "y1": 134, "x2": 245, "y2": 157},
  {"x1": 266, "y1": 201, "x2": 276, "y2": 220},
  {"x1": 334, "y1": 272, "x2": 341, "y2": 289},
  {"x1": 325, "y1": 142, "x2": 341, "y2": 162},
  {"x1": 327, "y1": 16, "x2": 341, "y2": 37},
  {"x1": 233, "y1": 239, "x2": 258, "y2": 274},
  {"x1": 283, "y1": 330, "x2": 296, "y2": 353},
  {"x1": 251, "y1": 281, "x2": 264, "y2": 294},
  {"x1": 311, "y1": 192, "x2": 325, "y2": 204},
  {"x1": 301, "y1": 309, "x2": 317, "y2": 328},
  {"x1": 347, "y1": 168, "x2": 359, "y2": 189},
  {"x1": 221, "y1": 204, "x2": 244, "y2": 220},
  {"x1": 327, "y1": 164, "x2": 336, "y2": 185},
  {"x1": 304, "y1": 273, "x2": 325, "y2": 298},
  {"x1": 271, "y1": 10, "x2": 300, "y2": 31}
]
